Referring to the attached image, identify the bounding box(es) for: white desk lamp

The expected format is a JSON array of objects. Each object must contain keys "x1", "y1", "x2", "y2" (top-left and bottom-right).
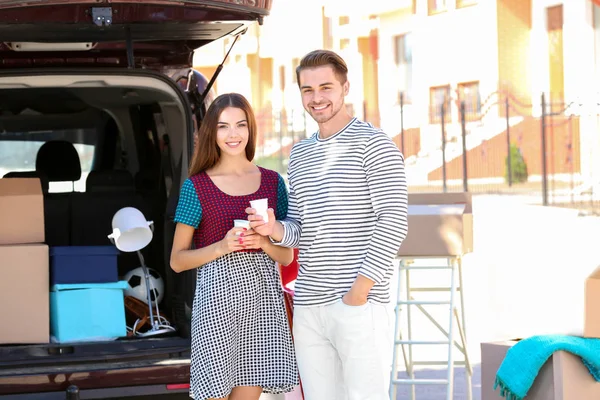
[{"x1": 108, "y1": 207, "x2": 175, "y2": 337}]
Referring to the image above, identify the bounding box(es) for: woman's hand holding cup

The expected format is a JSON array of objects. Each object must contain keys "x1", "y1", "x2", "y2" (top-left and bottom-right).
[
  {"x1": 238, "y1": 229, "x2": 265, "y2": 250},
  {"x1": 218, "y1": 227, "x2": 247, "y2": 255}
]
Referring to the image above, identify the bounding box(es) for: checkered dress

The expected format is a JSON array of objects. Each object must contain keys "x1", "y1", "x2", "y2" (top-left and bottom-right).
[{"x1": 174, "y1": 167, "x2": 298, "y2": 400}]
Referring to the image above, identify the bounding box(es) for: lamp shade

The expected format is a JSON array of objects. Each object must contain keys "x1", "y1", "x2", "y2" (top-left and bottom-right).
[{"x1": 107, "y1": 207, "x2": 153, "y2": 252}]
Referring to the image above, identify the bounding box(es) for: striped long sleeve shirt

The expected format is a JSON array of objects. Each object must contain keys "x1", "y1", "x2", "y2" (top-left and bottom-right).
[{"x1": 279, "y1": 117, "x2": 408, "y2": 307}]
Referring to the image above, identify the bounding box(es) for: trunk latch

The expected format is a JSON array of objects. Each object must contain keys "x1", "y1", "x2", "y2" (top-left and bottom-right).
[{"x1": 91, "y1": 7, "x2": 113, "y2": 27}]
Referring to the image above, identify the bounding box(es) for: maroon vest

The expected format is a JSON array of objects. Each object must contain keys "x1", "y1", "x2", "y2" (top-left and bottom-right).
[{"x1": 189, "y1": 167, "x2": 279, "y2": 252}]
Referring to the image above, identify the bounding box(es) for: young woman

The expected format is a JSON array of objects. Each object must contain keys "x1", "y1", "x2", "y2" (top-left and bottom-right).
[{"x1": 170, "y1": 93, "x2": 298, "y2": 400}]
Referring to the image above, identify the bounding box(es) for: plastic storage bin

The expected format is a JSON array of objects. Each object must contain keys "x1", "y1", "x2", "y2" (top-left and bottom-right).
[
  {"x1": 50, "y1": 246, "x2": 118, "y2": 285},
  {"x1": 50, "y1": 281, "x2": 128, "y2": 343}
]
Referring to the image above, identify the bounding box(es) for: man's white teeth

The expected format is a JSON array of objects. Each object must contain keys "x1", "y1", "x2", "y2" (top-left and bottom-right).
[{"x1": 313, "y1": 105, "x2": 327, "y2": 110}]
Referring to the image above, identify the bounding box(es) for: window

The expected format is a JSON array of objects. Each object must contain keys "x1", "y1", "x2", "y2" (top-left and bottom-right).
[
  {"x1": 429, "y1": 85, "x2": 451, "y2": 123},
  {"x1": 0, "y1": 129, "x2": 96, "y2": 192},
  {"x1": 428, "y1": 0, "x2": 447, "y2": 15},
  {"x1": 394, "y1": 33, "x2": 413, "y2": 102},
  {"x1": 394, "y1": 33, "x2": 412, "y2": 65},
  {"x1": 456, "y1": 0, "x2": 477, "y2": 8},
  {"x1": 339, "y1": 15, "x2": 350, "y2": 25},
  {"x1": 458, "y1": 81, "x2": 481, "y2": 120},
  {"x1": 340, "y1": 38, "x2": 351, "y2": 50}
]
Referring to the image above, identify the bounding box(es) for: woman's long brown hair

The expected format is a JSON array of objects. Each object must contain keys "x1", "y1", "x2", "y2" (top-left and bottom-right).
[{"x1": 188, "y1": 93, "x2": 257, "y2": 177}]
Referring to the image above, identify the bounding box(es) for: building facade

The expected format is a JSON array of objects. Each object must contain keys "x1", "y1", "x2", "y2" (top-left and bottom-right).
[{"x1": 191, "y1": 0, "x2": 600, "y2": 190}]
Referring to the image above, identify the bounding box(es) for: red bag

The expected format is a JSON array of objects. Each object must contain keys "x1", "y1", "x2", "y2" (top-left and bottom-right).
[
  {"x1": 280, "y1": 248, "x2": 300, "y2": 294},
  {"x1": 279, "y1": 248, "x2": 299, "y2": 330},
  {"x1": 279, "y1": 248, "x2": 304, "y2": 399}
]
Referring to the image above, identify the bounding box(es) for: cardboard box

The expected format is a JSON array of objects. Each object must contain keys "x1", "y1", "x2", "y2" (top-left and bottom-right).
[
  {"x1": 0, "y1": 178, "x2": 45, "y2": 245},
  {"x1": 585, "y1": 266, "x2": 600, "y2": 338},
  {"x1": 0, "y1": 244, "x2": 49, "y2": 344},
  {"x1": 481, "y1": 340, "x2": 600, "y2": 400},
  {"x1": 398, "y1": 192, "x2": 473, "y2": 257},
  {"x1": 50, "y1": 281, "x2": 128, "y2": 343}
]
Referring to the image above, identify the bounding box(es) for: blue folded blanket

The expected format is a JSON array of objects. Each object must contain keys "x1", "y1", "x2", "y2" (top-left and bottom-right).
[{"x1": 494, "y1": 335, "x2": 600, "y2": 400}]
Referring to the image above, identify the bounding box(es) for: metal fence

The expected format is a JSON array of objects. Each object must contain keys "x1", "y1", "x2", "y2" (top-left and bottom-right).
[
  {"x1": 398, "y1": 90, "x2": 600, "y2": 212},
  {"x1": 254, "y1": 109, "x2": 309, "y2": 176},
  {"x1": 254, "y1": 94, "x2": 600, "y2": 213}
]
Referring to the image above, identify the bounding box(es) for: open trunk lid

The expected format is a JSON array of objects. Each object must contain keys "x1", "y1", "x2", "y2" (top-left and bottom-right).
[{"x1": 0, "y1": 0, "x2": 271, "y2": 69}]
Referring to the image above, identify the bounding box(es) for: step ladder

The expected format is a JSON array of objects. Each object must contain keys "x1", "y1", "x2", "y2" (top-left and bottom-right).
[{"x1": 389, "y1": 256, "x2": 472, "y2": 400}]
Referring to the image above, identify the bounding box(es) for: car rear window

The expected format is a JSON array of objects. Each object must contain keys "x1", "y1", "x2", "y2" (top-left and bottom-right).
[{"x1": 0, "y1": 130, "x2": 95, "y2": 193}]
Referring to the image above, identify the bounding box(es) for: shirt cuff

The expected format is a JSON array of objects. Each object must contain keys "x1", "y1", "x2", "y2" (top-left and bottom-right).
[
  {"x1": 269, "y1": 236, "x2": 283, "y2": 245},
  {"x1": 358, "y1": 264, "x2": 385, "y2": 285}
]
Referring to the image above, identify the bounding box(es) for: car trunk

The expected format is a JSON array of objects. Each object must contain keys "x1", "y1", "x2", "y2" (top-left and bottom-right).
[
  {"x1": 0, "y1": 0, "x2": 271, "y2": 385},
  {"x1": 0, "y1": 70, "x2": 195, "y2": 376}
]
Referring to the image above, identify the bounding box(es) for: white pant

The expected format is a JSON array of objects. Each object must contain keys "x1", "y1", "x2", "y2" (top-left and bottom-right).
[{"x1": 293, "y1": 300, "x2": 393, "y2": 400}]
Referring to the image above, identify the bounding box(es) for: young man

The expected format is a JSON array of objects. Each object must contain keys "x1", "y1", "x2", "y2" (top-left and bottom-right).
[{"x1": 248, "y1": 49, "x2": 408, "y2": 399}]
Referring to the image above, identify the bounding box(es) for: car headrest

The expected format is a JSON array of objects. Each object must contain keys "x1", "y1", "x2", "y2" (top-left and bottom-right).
[
  {"x1": 3, "y1": 171, "x2": 50, "y2": 193},
  {"x1": 36, "y1": 140, "x2": 82, "y2": 182},
  {"x1": 86, "y1": 170, "x2": 135, "y2": 192}
]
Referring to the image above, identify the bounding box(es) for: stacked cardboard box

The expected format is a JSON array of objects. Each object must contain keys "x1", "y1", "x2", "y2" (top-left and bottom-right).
[
  {"x1": 0, "y1": 178, "x2": 49, "y2": 344},
  {"x1": 397, "y1": 192, "x2": 473, "y2": 257}
]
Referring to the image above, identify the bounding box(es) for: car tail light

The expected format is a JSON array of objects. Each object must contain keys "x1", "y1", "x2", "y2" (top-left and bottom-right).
[{"x1": 166, "y1": 383, "x2": 190, "y2": 390}]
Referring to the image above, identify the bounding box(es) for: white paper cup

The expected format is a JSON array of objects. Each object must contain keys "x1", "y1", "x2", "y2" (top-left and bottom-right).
[
  {"x1": 234, "y1": 219, "x2": 251, "y2": 235},
  {"x1": 250, "y1": 198, "x2": 269, "y2": 223}
]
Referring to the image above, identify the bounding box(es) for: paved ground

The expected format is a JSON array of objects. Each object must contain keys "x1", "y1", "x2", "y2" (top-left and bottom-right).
[{"x1": 393, "y1": 366, "x2": 481, "y2": 400}]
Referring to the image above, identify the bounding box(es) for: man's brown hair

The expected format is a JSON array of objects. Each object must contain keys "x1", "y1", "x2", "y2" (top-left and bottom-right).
[
  {"x1": 296, "y1": 49, "x2": 349, "y2": 86},
  {"x1": 188, "y1": 93, "x2": 257, "y2": 176}
]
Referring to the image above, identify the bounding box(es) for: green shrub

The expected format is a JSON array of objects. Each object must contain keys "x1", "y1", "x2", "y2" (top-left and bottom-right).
[{"x1": 504, "y1": 143, "x2": 528, "y2": 184}]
